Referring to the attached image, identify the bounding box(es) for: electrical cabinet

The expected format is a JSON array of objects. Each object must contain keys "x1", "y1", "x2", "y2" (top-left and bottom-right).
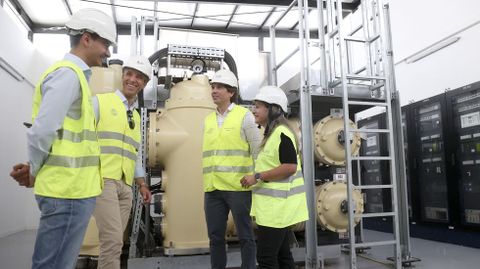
[
  {"x1": 408, "y1": 94, "x2": 454, "y2": 224},
  {"x1": 447, "y1": 82, "x2": 480, "y2": 227},
  {"x1": 402, "y1": 108, "x2": 418, "y2": 222}
]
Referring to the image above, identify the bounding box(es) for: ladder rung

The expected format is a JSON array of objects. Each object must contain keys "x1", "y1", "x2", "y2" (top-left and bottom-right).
[
  {"x1": 347, "y1": 100, "x2": 388, "y2": 106},
  {"x1": 351, "y1": 156, "x2": 392, "y2": 161},
  {"x1": 328, "y1": 27, "x2": 339, "y2": 38},
  {"x1": 357, "y1": 184, "x2": 393, "y2": 190},
  {"x1": 361, "y1": 212, "x2": 396, "y2": 218},
  {"x1": 368, "y1": 34, "x2": 381, "y2": 43},
  {"x1": 344, "y1": 36, "x2": 366, "y2": 43},
  {"x1": 346, "y1": 74, "x2": 387, "y2": 81},
  {"x1": 349, "y1": 128, "x2": 391, "y2": 133},
  {"x1": 355, "y1": 240, "x2": 397, "y2": 248},
  {"x1": 370, "y1": 82, "x2": 385, "y2": 90}
]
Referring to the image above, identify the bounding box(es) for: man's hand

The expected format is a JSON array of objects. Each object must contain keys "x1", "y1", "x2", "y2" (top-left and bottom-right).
[
  {"x1": 139, "y1": 185, "x2": 152, "y2": 204},
  {"x1": 240, "y1": 174, "x2": 257, "y2": 188},
  {"x1": 10, "y1": 163, "x2": 35, "y2": 188}
]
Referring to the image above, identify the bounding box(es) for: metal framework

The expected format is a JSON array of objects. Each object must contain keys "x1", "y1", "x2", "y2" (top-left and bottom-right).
[
  {"x1": 9, "y1": 0, "x2": 359, "y2": 39},
  {"x1": 269, "y1": 0, "x2": 417, "y2": 268}
]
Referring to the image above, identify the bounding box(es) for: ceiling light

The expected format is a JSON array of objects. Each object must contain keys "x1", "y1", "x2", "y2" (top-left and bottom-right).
[{"x1": 405, "y1": 36, "x2": 460, "y2": 64}]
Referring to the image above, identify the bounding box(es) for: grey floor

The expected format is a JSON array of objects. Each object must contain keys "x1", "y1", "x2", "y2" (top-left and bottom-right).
[{"x1": 1, "y1": 229, "x2": 479, "y2": 269}]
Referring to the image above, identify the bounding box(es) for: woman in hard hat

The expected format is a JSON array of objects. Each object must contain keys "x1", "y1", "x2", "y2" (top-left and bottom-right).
[{"x1": 240, "y1": 86, "x2": 308, "y2": 269}]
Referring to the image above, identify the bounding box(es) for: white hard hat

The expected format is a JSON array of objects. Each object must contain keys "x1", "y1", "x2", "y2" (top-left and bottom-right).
[
  {"x1": 123, "y1": 55, "x2": 152, "y2": 80},
  {"x1": 65, "y1": 8, "x2": 117, "y2": 45},
  {"x1": 211, "y1": 69, "x2": 238, "y2": 88},
  {"x1": 254, "y1": 85, "x2": 288, "y2": 112}
]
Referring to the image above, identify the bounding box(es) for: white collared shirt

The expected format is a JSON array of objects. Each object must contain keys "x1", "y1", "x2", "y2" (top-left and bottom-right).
[{"x1": 215, "y1": 103, "x2": 262, "y2": 159}]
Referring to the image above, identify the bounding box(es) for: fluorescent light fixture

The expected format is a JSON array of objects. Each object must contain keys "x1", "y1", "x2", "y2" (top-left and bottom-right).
[
  {"x1": 405, "y1": 36, "x2": 460, "y2": 64},
  {"x1": 0, "y1": 57, "x2": 24, "y2": 81}
]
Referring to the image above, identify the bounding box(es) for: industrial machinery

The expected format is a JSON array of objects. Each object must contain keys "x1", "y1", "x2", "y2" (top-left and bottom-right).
[{"x1": 77, "y1": 0, "x2": 415, "y2": 268}]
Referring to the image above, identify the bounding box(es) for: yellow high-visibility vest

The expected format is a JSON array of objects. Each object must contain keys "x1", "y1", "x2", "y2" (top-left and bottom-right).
[
  {"x1": 96, "y1": 92, "x2": 141, "y2": 185},
  {"x1": 202, "y1": 105, "x2": 254, "y2": 192},
  {"x1": 251, "y1": 125, "x2": 308, "y2": 228},
  {"x1": 32, "y1": 60, "x2": 102, "y2": 199}
]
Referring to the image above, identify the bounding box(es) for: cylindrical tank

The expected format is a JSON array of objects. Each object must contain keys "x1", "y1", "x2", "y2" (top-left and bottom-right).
[
  {"x1": 89, "y1": 59, "x2": 123, "y2": 95},
  {"x1": 292, "y1": 181, "x2": 364, "y2": 233},
  {"x1": 313, "y1": 115, "x2": 362, "y2": 166},
  {"x1": 315, "y1": 180, "x2": 364, "y2": 233},
  {"x1": 148, "y1": 74, "x2": 215, "y2": 254}
]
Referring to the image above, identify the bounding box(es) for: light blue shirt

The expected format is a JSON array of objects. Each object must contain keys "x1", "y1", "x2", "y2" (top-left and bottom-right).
[
  {"x1": 27, "y1": 53, "x2": 91, "y2": 176},
  {"x1": 92, "y1": 90, "x2": 145, "y2": 178}
]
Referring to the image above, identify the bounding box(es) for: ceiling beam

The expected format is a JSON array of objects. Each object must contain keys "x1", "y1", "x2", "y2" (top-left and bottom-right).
[
  {"x1": 258, "y1": 7, "x2": 276, "y2": 30},
  {"x1": 190, "y1": 3, "x2": 198, "y2": 28},
  {"x1": 62, "y1": 0, "x2": 72, "y2": 15},
  {"x1": 6, "y1": 0, "x2": 34, "y2": 30},
  {"x1": 153, "y1": 0, "x2": 360, "y2": 11},
  {"x1": 225, "y1": 5, "x2": 239, "y2": 29},
  {"x1": 33, "y1": 24, "x2": 320, "y2": 39}
]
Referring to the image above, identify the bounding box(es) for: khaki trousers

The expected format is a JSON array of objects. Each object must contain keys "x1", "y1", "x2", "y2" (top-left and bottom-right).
[{"x1": 93, "y1": 179, "x2": 133, "y2": 269}]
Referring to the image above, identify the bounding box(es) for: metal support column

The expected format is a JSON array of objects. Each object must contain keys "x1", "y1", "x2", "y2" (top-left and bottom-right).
[{"x1": 297, "y1": 0, "x2": 319, "y2": 268}]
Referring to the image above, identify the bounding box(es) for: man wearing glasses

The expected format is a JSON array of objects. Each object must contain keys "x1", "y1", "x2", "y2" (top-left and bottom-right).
[
  {"x1": 9, "y1": 9, "x2": 116, "y2": 269},
  {"x1": 91, "y1": 55, "x2": 152, "y2": 269}
]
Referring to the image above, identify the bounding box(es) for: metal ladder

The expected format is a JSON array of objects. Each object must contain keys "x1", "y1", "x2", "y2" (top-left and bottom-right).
[{"x1": 321, "y1": 0, "x2": 401, "y2": 268}]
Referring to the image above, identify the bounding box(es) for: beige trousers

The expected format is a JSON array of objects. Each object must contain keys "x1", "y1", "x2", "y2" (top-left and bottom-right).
[{"x1": 93, "y1": 179, "x2": 133, "y2": 269}]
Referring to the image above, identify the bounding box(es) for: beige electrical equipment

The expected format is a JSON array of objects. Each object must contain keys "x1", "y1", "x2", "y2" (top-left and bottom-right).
[
  {"x1": 89, "y1": 60, "x2": 123, "y2": 95},
  {"x1": 313, "y1": 115, "x2": 361, "y2": 166},
  {"x1": 316, "y1": 181, "x2": 364, "y2": 233},
  {"x1": 292, "y1": 181, "x2": 364, "y2": 232},
  {"x1": 148, "y1": 74, "x2": 215, "y2": 255},
  {"x1": 79, "y1": 217, "x2": 100, "y2": 256},
  {"x1": 226, "y1": 212, "x2": 237, "y2": 240}
]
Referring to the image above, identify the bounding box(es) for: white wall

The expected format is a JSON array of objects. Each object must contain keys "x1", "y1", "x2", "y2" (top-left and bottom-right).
[
  {"x1": 0, "y1": 6, "x2": 52, "y2": 237},
  {"x1": 388, "y1": 0, "x2": 480, "y2": 105}
]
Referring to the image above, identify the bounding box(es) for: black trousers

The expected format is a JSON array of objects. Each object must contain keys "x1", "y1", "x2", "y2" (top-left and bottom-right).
[
  {"x1": 204, "y1": 190, "x2": 256, "y2": 269},
  {"x1": 256, "y1": 225, "x2": 295, "y2": 269}
]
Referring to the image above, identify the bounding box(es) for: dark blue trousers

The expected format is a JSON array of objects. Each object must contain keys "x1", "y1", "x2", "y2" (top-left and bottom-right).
[{"x1": 204, "y1": 190, "x2": 256, "y2": 269}]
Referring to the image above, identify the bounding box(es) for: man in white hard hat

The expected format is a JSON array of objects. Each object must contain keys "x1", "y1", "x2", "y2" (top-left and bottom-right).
[
  {"x1": 202, "y1": 69, "x2": 261, "y2": 269},
  {"x1": 9, "y1": 8, "x2": 116, "y2": 269},
  {"x1": 91, "y1": 55, "x2": 152, "y2": 269}
]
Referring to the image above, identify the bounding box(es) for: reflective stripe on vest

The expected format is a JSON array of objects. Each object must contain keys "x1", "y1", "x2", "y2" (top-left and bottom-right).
[
  {"x1": 98, "y1": 131, "x2": 140, "y2": 149},
  {"x1": 251, "y1": 125, "x2": 309, "y2": 228},
  {"x1": 252, "y1": 184, "x2": 306, "y2": 198},
  {"x1": 100, "y1": 146, "x2": 137, "y2": 161},
  {"x1": 96, "y1": 92, "x2": 141, "y2": 185},
  {"x1": 44, "y1": 155, "x2": 100, "y2": 168},
  {"x1": 202, "y1": 105, "x2": 254, "y2": 192},
  {"x1": 32, "y1": 60, "x2": 102, "y2": 199},
  {"x1": 202, "y1": 149, "x2": 250, "y2": 158},
  {"x1": 203, "y1": 165, "x2": 254, "y2": 174},
  {"x1": 58, "y1": 129, "x2": 98, "y2": 142}
]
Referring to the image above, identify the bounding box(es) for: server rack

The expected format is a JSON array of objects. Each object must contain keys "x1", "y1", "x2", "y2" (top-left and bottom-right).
[
  {"x1": 401, "y1": 107, "x2": 419, "y2": 222},
  {"x1": 408, "y1": 93, "x2": 456, "y2": 224},
  {"x1": 446, "y1": 81, "x2": 480, "y2": 228}
]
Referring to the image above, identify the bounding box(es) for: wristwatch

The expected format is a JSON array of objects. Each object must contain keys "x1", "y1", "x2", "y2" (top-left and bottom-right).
[{"x1": 254, "y1": 173, "x2": 262, "y2": 182}]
